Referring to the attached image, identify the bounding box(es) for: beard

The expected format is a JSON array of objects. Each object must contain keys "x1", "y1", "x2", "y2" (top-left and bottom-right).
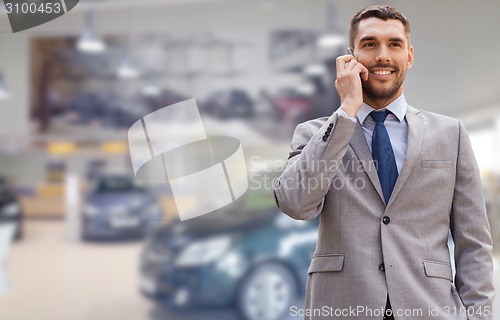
[{"x1": 362, "y1": 67, "x2": 407, "y2": 101}]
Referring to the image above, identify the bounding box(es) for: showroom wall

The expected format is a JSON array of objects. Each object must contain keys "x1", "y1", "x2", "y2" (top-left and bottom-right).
[{"x1": 0, "y1": 35, "x2": 29, "y2": 139}]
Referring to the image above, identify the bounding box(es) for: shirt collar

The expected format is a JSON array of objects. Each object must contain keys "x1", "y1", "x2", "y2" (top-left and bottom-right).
[{"x1": 357, "y1": 93, "x2": 407, "y2": 125}]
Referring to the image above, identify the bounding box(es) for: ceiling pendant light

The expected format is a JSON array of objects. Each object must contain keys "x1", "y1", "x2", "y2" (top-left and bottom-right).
[
  {"x1": 317, "y1": 2, "x2": 345, "y2": 49},
  {"x1": 303, "y1": 63, "x2": 326, "y2": 76},
  {"x1": 117, "y1": 41, "x2": 139, "y2": 79},
  {"x1": 317, "y1": 34, "x2": 344, "y2": 48},
  {"x1": 117, "y1": 58, "x2": 139, "y2": 79},
  {"x1": 77, "y1": 11, "x2": 106, "y2": 54}
]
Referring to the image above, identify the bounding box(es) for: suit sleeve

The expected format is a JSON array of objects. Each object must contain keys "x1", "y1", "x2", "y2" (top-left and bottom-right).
[
  {"x1": 273, "y1": 113, "x2": 356, "y2": 220},
  {"x1": 450, "y1": 120, "x2": 494, "y2": 319}
]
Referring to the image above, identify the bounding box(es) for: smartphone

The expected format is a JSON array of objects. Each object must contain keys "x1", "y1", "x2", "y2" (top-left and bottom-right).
[{"x1": 347, "y1": 47, "x2": 354, "y2": 56}]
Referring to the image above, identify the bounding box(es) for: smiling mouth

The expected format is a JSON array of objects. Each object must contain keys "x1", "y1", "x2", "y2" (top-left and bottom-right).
[{"x1": 372, "y1": 70, "x2": 393, "y2": 76}]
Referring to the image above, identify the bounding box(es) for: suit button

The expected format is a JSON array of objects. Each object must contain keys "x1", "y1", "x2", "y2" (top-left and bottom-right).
[
  {"x1": 328, "y1": 123, "x2": 333, "y2": 128},
  {"x1": 379, "y1": 263, "x2": 385, "y2": 271},
  {"x1": 322, "y1": 135, "x2": 328, "y2": 141},
  {"x1": 382, "y1": 216, "x2": 391, "y2": 225}
]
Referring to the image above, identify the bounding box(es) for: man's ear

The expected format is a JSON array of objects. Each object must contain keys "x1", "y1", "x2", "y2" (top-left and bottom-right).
[{"x1": 407, "y1": 45, "x2": 414, "y2": 69}]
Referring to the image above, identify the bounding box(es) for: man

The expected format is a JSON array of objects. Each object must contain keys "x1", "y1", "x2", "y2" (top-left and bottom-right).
[{"x1": 274, "y1": 5, "x2": 494, "y2": 320}]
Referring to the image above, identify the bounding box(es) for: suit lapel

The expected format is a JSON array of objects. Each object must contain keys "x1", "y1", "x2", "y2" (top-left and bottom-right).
[
  {"x1": 349, "y1": 121, "x2": 385, "y2": 203},
  {"x1": 387, "y1": 105, "x2": 424, "y2": 208}
]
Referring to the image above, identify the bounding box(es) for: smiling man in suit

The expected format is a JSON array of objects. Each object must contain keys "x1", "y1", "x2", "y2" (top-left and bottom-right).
[{"x1": 274, "y1": 5, "x2": 494, "y2": 320}]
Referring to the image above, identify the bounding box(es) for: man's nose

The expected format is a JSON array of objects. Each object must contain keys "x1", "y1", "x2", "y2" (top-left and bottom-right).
[{"x1": 376, "y1": 45, "x2": 391, "y2": 63}]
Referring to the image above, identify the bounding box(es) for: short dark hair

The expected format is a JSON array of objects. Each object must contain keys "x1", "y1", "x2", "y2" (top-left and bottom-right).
[{"x1": 349, "y1": 5, "x2": 411, "y2": 48}]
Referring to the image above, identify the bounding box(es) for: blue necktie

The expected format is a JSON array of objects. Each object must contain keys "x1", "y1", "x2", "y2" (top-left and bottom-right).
[
  {"x1": 370, "y1": 110, "x2": 398, "y2": 204},
  {"x1": 370, "y1": 110, "x2": 398, "y2": 319}
]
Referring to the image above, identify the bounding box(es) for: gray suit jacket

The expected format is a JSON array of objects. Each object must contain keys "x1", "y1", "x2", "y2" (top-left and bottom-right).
[{"x1": 274, "y1": 106, "x2": 494, "y2": 320}]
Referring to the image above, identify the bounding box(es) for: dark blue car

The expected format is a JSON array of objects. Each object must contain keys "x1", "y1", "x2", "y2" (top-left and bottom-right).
[
  {"x1": 139, "y1": 205, "x2": 319, "y2": 320},
  {"x1": 82, "y1": 175, "x2": 163, "y2": 240},
  {"x1": 0, "y1": 177, "x2": 22, "y2": 241}
]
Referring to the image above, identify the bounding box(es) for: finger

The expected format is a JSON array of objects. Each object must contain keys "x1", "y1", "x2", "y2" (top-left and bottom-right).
[
  {"x1": 352, "y1": 63, "x2": 369, "y2": 81},
  {"x1": 344, "y1": 59, "x2": 359, "y2": 72},
  {"x1": 336, "y1": 54, "x2": 354, "y2": 72},
  {"x1": 360, "y1": 64, "x2": 369, "y2": 81}
]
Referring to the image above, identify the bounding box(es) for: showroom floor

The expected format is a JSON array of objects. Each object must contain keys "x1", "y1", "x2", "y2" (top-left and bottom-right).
[
  {"x1": 0, "y1": 221, "x2": 245, "y2": 320},
  {"x1": 0, "y1": 221, "x2": 152, "y2": 320},
  {"x1": 2, "y1": 221, "x2": 500, "y2": 320}
]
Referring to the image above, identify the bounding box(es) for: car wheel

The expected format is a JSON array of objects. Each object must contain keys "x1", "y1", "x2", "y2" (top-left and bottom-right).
[{"x1": 237, "y1": 263, "x2": 297, "y2": 320}]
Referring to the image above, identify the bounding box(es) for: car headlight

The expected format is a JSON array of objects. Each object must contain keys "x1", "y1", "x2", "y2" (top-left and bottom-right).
[
  {"x1": 2, "y1": 203, "x2": 20, "y2": 217},
  {"x1": 175, "y1": 235, "x2": 233, "y2": 268},
  {"x1": 83, "y1": 204, "x2": 99, "y2": 217}
]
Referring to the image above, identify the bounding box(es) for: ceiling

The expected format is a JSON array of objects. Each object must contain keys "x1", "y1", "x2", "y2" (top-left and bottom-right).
[{"x1": 1, "y1": 0, "x2": 499, "y2": 122}]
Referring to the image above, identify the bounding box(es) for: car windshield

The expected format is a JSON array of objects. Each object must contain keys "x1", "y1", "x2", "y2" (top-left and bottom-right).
[{"x1": 94, "y1": 176, "x2": 146, "y2": 193}]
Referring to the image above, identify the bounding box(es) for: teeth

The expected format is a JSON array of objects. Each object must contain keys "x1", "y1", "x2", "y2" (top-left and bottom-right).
[{"x1": 373, "y1": 70, "x2": 392, "y2": 75}]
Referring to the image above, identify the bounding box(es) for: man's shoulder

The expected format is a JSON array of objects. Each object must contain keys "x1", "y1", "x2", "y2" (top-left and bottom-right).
[
  {"x1": 408, "y1": 105, "x2": 460, "y2": 128},
  {"x1": 297, "y1": 106, "x2": 462, "y2": 133}
]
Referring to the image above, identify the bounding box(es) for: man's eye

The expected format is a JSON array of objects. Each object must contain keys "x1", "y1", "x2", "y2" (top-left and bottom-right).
[
  {"x1": 390, "y1": 43, "x2": 402, "y2": 47},
  {"x1": 362, "y1": 43, "x2": 375, "y2": 47}
]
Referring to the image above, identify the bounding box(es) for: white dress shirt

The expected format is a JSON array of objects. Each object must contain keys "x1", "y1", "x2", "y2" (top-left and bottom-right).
[{"x1": 336, "y1": 93, "x2": 409, "y2": 173}]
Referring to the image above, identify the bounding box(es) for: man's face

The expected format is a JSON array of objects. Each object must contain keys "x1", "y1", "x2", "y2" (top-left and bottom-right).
[{"x1": 353, "y1": 17, "x2": 414, "y2": 102}]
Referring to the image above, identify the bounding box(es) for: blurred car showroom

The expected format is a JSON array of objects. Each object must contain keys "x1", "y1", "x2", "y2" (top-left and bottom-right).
[{"x1": 1, "y1": 1, "x2": 500, "y2": 320}]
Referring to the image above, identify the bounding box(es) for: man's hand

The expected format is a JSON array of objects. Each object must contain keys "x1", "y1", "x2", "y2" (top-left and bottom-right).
[{"x1": 334, "y1": 54, "x2": 369, "y2": 117}]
